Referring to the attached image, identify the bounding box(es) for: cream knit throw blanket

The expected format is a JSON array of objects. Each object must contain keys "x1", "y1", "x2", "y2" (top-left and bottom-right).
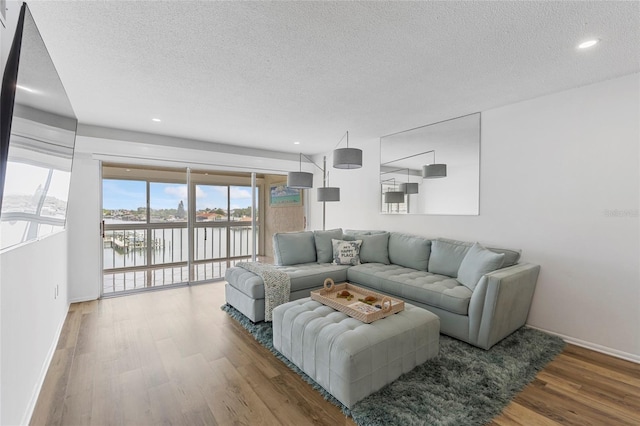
[{"x1": 236, "y1": 262, "x2": 291, "y2": 321}]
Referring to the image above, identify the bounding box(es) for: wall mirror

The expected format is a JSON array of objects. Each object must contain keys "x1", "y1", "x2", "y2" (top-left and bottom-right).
[
  {"x1": 0, "y1": 4, "x2": 78, "y2": 251},
  {"x1": 380, "y1": 113, "x2": 480, "y2": 215}
]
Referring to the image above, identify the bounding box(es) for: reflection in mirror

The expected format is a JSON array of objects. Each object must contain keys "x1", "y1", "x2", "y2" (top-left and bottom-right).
[
  {"x1": 380, "y1": 113, "x2": 480, "y2": 215},
  {"x1": 0, "y1": 5, "x2": 77, "y2": 251}
]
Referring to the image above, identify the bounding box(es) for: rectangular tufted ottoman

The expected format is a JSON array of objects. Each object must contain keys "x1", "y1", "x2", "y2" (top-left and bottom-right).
[{"x1": 272, "y1": 298, "x2": 440, "y2": 408}]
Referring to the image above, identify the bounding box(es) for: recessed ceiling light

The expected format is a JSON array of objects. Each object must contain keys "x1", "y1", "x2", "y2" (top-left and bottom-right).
[
  {"x1": 125, "y1": 169, "x2": 131, "y2": 172},
  {"x1": 293, "y1": 141, "x2": 300, "y2": 145},
  {"x1": 578, "y1": 39, "x2": 599, "y2": 49},
  {"x1": 152, "y1": 118, "x2": 161, "y2": 122}
]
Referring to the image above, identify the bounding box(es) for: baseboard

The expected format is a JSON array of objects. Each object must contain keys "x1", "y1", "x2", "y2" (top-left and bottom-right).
[
  {"x1": 527, "y1": 325, "x2": 640, "y2": 364},
  {"x1": 21, "y1": 302, "x2": 70, "y2": 425},
  {"x1": 68, "y1": 294, "x2": 99, "y2": 303}
]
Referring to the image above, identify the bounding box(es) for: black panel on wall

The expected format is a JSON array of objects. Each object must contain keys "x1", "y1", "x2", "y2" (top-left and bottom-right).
[{"x1": 0, "y1": 2, "x2": 25, "y2": 213}]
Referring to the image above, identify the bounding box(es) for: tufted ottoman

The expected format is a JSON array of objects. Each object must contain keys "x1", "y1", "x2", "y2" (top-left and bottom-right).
[{"x1": 272, "y1": 298, "x2": 440, "y2": 408}]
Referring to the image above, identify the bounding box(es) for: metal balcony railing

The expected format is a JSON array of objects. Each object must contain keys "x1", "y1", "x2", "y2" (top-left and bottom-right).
[{"x1": 102, "y1": 223, "x2": 258, "y2": 295}]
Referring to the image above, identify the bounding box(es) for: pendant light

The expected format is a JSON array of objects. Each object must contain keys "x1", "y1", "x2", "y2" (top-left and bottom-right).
[
  {"x1": 287, "y1": 153, "x2": 313, "y2": 188},
  {"x1": 400, "y1": 168, "x2": 419, "y2": 194},
  {"x1": 383, "y1": 178, "x2": 405, "y2": 203},
  {"x1": 422, "y1": 150, "x2": 447, "y2": 179},
  {"x1": 400, "y1": 182, "x2": 419, "y2": 194},
  {"x1": 333, "y1": 131, "x2": 363, "y2": 169},
  {"x1": 317, "y1": 187, "x2": 340, "y2": 202},
  {"x1": 317, "y1": 160, "x2": 340, "y2": 202},
  {"x1": 384, "y1": 190, "x2": 405, "y2": 203}
]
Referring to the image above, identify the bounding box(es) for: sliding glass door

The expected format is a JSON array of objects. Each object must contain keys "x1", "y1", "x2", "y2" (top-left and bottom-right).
[
  {"x1": 191, "y1": 184, "x2": 258, "y2": 281},
  {"x1": 101, "y1": 166, "x2": 261, "y2": 296}
]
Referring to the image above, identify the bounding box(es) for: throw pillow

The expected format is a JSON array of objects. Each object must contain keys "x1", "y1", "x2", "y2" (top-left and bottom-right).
[
  {"x1": 428, "y1": 239, "x2": 471, "y2": 277},
  {"x1": 331, "y1": 239, "x2": 362, "y2": 266},
  {"x1": 359, "y1": 233, "x2": 390, "y2": 264},
  {"x1": 314, "y1": 228, "x2": 343, "y2": 263},
  {"x1": 457, "y1": 242, "x2": 505, "y2": 291}
]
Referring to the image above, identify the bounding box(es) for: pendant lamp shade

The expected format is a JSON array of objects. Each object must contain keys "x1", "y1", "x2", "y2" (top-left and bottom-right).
[
  {"x1": 384, "y1": 191, "x2": 405, "y2": 203},
  {"x1": 333, "y1": 147, "x2": 363, "y2": 169},
  {"x1": 332, "y1": 131, "x2": 362, "y2": 169},
  {"x1": 317, "y1": 187, "x2": 340, "y2": 202},
  {"x1": 287, "y1": 171, "x2": 313, "y2": 188},
  {"x1": 422, "y1": 164, "x2": 447, "y2": 179},
  {"x1": 400, "y1": 182, "x2": 419, "y2": 194}
]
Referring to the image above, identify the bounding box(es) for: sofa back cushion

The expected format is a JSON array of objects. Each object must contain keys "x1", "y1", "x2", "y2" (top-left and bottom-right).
[
  {"x1": 359, "y1": 232, "x2": 390, "y2": 264},
  {"x1": 429, "y1": 238, "x2": 522, "y2": 277},
  {"x1": 314, "y1": 228, "x2": 343, "y2": 263},
  {"x1": 457, "y1": 242, "x2": 505, "y2": 290},
  {"x1": 388, "y1": 232, "x2": 431, "y2": 271},
  {"x1": 273, "y1": 231, "x2": 316, "y2": 266},
  {"x1": 429, "y1": 239, "x2": 471, "y2": 277},
  {"x1": 343, "y1": 229, "x2": 388, "y2": 239},
  {"x1": 485, "y1": 247, "x2": 521, "y2": 268}
]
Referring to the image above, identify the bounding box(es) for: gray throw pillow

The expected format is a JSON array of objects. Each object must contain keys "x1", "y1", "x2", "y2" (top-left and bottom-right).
[
  {"x1": 273, "y1": 231, "x2": 316, "y2": 266},
  {"x1": 457, "y1": 242, "x2": 505, "y2": 291},
  {"x1": 359, "y1": 233, "x2": 390, "y2": 264},
  {"x1": 314, "y1": 228, "x2": 343, "y2": 263},
  {"x1": 428, "y1": 239, "x2": 472, "y2": 277}
]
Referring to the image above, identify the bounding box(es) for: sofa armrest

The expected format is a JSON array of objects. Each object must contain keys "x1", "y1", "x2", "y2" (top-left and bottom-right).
[{"x1": 468, "y1": 263, "x2": 540, "y2": 349}]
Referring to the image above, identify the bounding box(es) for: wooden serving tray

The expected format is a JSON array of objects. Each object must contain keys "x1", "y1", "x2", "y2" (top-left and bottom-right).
[{"x1": 310, "y1": 278, "x2": 404, "y2": 323}]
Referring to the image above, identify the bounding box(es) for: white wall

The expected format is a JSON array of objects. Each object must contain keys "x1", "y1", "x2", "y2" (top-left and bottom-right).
[
  {"x1": 66, "y1": 152, "x2": 102, "y2": 302},
  {"x1": 0, "y1": 232, "x2": 69, "y2": 425},
  {"x1": 312, "y1": 73, "x2": 640, "y2": 361},
  {"x1": 2, "y1": 3, "x2": 69, "y2": 424}
]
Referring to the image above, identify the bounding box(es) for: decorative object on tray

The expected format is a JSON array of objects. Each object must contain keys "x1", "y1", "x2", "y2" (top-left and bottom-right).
[{"x1": 310, "y1": 278, "x2": 403, "y2": 323}]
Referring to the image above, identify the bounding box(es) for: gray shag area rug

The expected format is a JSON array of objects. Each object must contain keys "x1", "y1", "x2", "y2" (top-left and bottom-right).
[{"x1": 221, "y1": 304, "x2": 565, "y2": 426}]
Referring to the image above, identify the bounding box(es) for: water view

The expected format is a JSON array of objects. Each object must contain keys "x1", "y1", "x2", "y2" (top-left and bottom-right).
[{"x1": 102, "y1": 179, "x2": 259, "y2": 292}]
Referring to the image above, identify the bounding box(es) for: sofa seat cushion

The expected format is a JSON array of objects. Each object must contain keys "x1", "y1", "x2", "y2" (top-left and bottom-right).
[
  {"x1": 226, "y1": 263, "x2": 350, "y2": 299},
  {"x1": 347, "y1": 264, "x2": 472, "y2": 315}
]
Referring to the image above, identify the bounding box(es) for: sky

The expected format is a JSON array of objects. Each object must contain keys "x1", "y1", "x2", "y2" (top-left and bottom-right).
[
  {"x1": 102, "y1": 180, "x2": 255, "y2": 211},
  {"x1": 3, "y1": 162, "x2": 71, "y2": 201}
]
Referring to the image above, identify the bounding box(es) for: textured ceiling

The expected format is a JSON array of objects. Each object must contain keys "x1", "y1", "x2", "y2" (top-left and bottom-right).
[{"x1": 24, "y1": 0, "x2": 640, "y2": 156}]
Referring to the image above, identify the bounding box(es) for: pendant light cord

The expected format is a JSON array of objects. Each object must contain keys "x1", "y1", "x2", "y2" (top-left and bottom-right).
[{"x1": 333, "y1": 131, "x2": 350, "y2": 149}]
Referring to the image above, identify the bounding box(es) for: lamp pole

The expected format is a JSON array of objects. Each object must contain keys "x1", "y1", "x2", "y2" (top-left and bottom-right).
[{"x1": 322, "y1": 156, "x2": 327, "y2": 231}]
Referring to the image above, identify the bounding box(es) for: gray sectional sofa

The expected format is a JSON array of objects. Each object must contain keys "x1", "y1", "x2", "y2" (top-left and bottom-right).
[{"x1": 224, "y1": 229, "x2": 540, "y2": 350}]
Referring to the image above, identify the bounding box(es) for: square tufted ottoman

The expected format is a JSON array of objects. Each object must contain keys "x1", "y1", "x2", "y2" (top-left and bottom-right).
[{"x1": 272, "y1": 298, "x2": 440, "y2": 409}]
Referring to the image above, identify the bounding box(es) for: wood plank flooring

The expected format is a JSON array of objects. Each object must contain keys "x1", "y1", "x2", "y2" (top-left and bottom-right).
[{"x1": 31, "y1": 283, "x2": 639, "y2": 425}]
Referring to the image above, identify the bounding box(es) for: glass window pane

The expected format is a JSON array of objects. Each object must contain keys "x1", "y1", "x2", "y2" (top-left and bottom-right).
[
  {"x1": 230, "y1": 224, "x2": 254, "y2": 257},
  {"x1": 103, "y1": 179, "x2": 147, "y2": 224},
  {"x1": 195, "y1": 185, "x2": 228, "y2": 221},
  {"x1": 42, "y1": 170, "x2": 71, "y2": 218},
  {"x1": 103, "y1": 229, "x2": 147, "y2": 269},
  {"x1": 150, "y1": 182, "x2": 188, "y2": 223},
  {"x1": 194, "y1": 226, "x2": 227, "y2": 261},
  {"x1": 151, "y1": 227, "x2": 188, "y2": 265},
  {"x1": 230, "y1": 186, "x2": 254, "y2": 221},
  {"x1": 0, "y1": 220, "x2": 30, "y2": 248}
]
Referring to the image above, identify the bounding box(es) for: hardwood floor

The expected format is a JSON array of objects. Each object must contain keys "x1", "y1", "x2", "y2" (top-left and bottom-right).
[{"x1": 31, "y1": 283, "x2": 639, "y2": 426}]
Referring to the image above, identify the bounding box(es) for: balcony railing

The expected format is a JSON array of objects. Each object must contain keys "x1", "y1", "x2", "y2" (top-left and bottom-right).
[{"x1": 102, "y1": 223, "x2": 257, "y2": 295}]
